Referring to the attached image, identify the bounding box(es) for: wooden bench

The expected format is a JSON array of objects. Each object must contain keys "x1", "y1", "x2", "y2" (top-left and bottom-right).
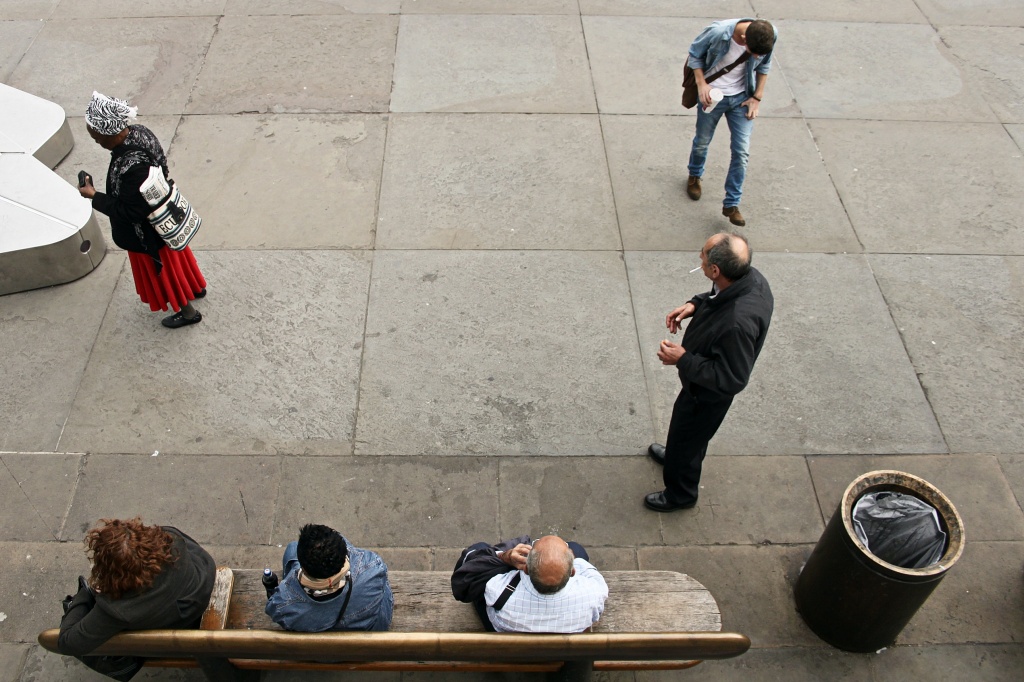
[{"x1": 39, "y1": 567, "x2": 749, "y2": 681}]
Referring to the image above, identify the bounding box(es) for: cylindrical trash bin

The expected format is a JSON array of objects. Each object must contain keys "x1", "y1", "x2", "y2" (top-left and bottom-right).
[{"x1": 794, "y1": 470, "x2": 964, "y2": 653}]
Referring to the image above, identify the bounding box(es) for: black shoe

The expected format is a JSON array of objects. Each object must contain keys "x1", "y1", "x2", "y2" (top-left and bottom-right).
[
  {"x1": 194, "y1": 288, "x2": 207, "y2": 299},
  {"x1": 644, "y1": 491, "x2": 697, "y2": 513},
  {"x1": 647, "y1": 443, "x2": 666, "y2": 466},
  {"x1": 162, "y1": 311, "x2": 202, "y2": 329}
]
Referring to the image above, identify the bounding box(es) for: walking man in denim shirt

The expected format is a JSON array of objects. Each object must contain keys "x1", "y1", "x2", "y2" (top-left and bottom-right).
[
  {"x1": 685, "y1": 18, "x2": 777, "y2": 227},
  {"x1": 266, "y1": 524, "x2": 393, "y2": 632}
]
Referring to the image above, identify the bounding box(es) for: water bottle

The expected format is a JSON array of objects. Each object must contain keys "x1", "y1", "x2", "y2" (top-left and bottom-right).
[{"x1": 262, "y1": 568, "x2": 279, "y2": 598}]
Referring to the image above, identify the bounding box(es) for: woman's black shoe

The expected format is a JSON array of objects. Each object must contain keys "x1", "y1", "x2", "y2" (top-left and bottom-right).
[{"x1": 162, "y1": 311, "x2": 202, "y2": 328}]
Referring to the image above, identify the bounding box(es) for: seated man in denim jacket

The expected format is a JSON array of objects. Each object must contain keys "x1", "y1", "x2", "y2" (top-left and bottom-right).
[{"x1": 265, "y1": 524, "x2": 393, "y2": 631}]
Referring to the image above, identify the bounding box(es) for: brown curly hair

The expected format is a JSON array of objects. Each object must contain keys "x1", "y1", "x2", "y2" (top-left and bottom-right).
[{"x1": 86, "y1": 518, "x2": 177, "y2": 600}]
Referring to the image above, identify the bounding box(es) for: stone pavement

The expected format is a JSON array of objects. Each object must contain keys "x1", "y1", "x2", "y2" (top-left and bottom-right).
[{"x1": 2, "y1": 0, "x2": 1023, "y2": 679}]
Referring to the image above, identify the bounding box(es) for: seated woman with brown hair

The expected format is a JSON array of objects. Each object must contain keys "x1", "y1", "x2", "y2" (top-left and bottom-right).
[{"x1": 58, "y1": 518, "x2": 216, "y2": 657}]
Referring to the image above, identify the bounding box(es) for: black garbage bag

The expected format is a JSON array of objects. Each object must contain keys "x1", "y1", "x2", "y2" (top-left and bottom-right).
[{"x1": 852, "y1": 491, "x2": 947, "y2": 569}]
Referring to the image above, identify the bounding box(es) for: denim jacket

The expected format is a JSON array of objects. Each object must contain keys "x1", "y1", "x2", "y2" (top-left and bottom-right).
[
  {"x1": 687, "y1": 18, "x2": 776, "y2": 98},
  {"x1": 265, "y1": 540, "x2": 394, "y2": 632}
]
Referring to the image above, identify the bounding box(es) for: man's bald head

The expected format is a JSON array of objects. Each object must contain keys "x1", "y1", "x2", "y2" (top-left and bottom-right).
[
  {"x1": 526, "y1": 535, "x2": 575, "y2": 594},
  {"x1": 704, "y1": 232, "x2": 751, "y2": 282}
]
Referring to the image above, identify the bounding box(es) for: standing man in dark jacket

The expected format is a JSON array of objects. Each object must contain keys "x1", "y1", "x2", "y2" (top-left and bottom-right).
[{"x1": 645, "y1": 233, "x2": 773, "y2": 512}]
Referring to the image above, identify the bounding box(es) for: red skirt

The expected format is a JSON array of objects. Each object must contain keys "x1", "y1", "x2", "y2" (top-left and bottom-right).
[{"x1": 127, "y1": 246, "x2": 207, "y2": 312}]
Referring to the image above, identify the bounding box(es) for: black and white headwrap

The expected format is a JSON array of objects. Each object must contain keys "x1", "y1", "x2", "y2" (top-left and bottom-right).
[{"x1": 85, "y1": 91, "x2": 137, "y2": 136}]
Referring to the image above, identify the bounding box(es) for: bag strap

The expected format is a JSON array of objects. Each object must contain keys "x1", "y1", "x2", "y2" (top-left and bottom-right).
[
  {"x1": 331, "y1": 573, "x2": 355, "y2": 626},
  {"x1": 703, "y1": 50, "x2": 750, "y2": 85},
  {"x1": 492, "y1": 572, "x2": 521, "y2": 611}
]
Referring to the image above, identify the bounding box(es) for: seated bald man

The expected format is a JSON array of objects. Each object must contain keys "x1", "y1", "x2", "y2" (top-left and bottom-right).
[{"x1": 452, "y1": 535, "x2": 608, "y2": 633}]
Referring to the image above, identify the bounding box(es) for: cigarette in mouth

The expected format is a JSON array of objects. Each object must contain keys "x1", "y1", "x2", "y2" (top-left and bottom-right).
[{"x1": 689, "y1": 266, "x2": 701, "y2": 274}]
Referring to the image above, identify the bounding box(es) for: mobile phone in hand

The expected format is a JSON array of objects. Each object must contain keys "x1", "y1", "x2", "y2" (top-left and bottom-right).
[{"x1": 78, "y1": 171, "x2": 91, "y2": 187}]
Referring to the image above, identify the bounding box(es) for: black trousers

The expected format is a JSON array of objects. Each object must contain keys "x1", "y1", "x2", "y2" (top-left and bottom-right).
[{"x1": 663, "y1": 389, "x2": 733, "y2": 504}]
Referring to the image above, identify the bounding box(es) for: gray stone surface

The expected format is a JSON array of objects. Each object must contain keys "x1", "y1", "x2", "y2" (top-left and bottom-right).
[
  {"x1": 188, "y1": 15, "x2": 398, "y2": 115},
  {"x1": 627, "y1": 252, "x2": 946, "y2": 455},
  {"x1": 871, "y1": 255, "x2": 1024, "y2": 454},
  {"x1": 751, "y1": 0, "x2": 927, "y2": 23},
  {"x1": 6, "y1": 17, "x2": 216, "y2": 116},
  {"x1": 638, "y1": 646, "x2": 872, "y2": 681},
  {"x1": 0, "y1": 254, "x2": 122, "y2": 453},
  {"x1": 403, "y1": 0, "x2": 578, "y2": 12},
  {"x1": 915, "y1": 0, "x2": 1024, "y2": 26},
  {"x1": 873, "y1": 643, "x2": 1024, "y2": 680},
  {"x1": 20, "y1": 644, "x2": 206, "y2": 681},
  {"x1": 999, "y1": 455, "x2": 1024, "y2": 511},
  {"x1": 812, "y1": 120, "x2": 1024, "y2": 254},
  {"x1": 53, "y1": 0, "x2": 227, "y2": 18},
  {"x1": 391, "y1": 14, "x2": 595, "y2": 113},
  {"x1": 377, "y1": 114, "x2": 619, "y2": 249},
  {"x1": 584, "y1": 16, "x2": 798, "y2": 117},
  {"x1": 941, "y1": 26, "x2": 1024, "y2": 124},
  {"x1": 225, "y1": 0, "x2": 399, "y2": 13},
  {"x1": 0, "y1": 21, "x2": 40, "y2": 82},
  {"x1": 1008, "y1": 124, "x2": 1024, "y2": 153},
  {"x1": 59, "y1": 251, "x2": 370, "y2": 456},
  {"x1": 0, "y1": 454, "x2": 80, "y2": 541},
  {"x1": 171, "y1": 114, "x2": 386, "y2": 250},
  {"x1": 272, "y1": 456, "x2": 499, "y2": 547},
  {"x1": 0, "y1": 644, "x2": 28, "y2": 682},
  {"x1": 0, "y1": 542, "x2": 87, "y2": 643},
  {"x1": 807, "y1": 454, "x2": 1024, "y2": 541},
  {"x1": 356, "y1": 251, "x2": 651, "y2": 456},
  {"x1": 0, "y1": 1, "x2": 57, "y2": 20},
  {"x1": 580, "y1": 0, "x2": 756, "y2": 17},
  {"x1": 602, "y1": 116, "x2": 858, "y2": 251},
  {"x1": 778, "y1": 21, "x2": 994, "y2": 121}
]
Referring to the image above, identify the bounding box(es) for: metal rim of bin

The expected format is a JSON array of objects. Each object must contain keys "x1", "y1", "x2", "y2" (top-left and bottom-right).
[{"x1": 841, "y1": 470, "x2": 965, "y2": 578}]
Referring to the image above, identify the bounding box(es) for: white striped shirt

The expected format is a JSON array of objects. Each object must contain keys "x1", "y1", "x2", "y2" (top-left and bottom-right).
[{"x1": 484, "y1": 559, "x2": 608, "y2": 633}]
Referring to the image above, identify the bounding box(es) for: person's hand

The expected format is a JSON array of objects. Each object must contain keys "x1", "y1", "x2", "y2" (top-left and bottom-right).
[
  {"x1": 501, "y1": 543, "x2": 531, "y2": 571},
  {"x1": 698, "y1": 82, "x2": 713, "y2": 108},
  {"x1": 658, "y1": 339, "x2": 685, "y2": 365},
  {"x1": 665, "y1": 303, "x2": 696, "y2": 334},
  {"x1": 78, "y1": 175, "x2": 96, "y2": 199},
  {"x1": 742, "y1": 97, "x2": 761, "y2": 120}
]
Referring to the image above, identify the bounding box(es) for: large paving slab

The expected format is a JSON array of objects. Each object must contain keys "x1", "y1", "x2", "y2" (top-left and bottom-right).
[
  {"x1": 940, "y1": 26, "x2": 1024, "y2": 124},
  {"x1": 59, "y1": 251, "x2": 371, "y2": 456},
  {"x1": 187, "y1": 15, "x2": 398, "y2": 115},
  {"x1": 0, "y1": 644, "x2": 28, "y2": 682},
  {"x1": 6, "y1": 17, "x2": 216, "y2": 116},
  {"x1": 749, "y1": 0, "x2": 928, "y2": 23},
  {"x1": 999, "y1": 455, "x2": 1024, "y2": 512},
  {"x1": 812, "y1": 121, "x2": 1024, "y2": 254},
  {"x1": 63, "y1": 454, "x2": 279, "y2": 545},
  {"x1": 356, "y1": 251, "x2": 651, "y2": 456},
  {"x1": 583, "y1": 16, "x2": 798, "y2": 117},
  {"x1": 170, "y1": 114, "x2": 386, "y2": 250},
  {"x1": 0, "y1": 254, "x2": 122, "y2": 453},
  {"x1": 915, "y1": 0, "x2": 1024, "y2": 26},
  {"x1": 638, "y1": 646, "x2": 871, "y2": 682},
  {"x1": 377, "y1": 114, "x2": 619, "y2": 250},
  {"x1": 0, "y1": 541, "x2": 87, "y2": 643},
  {"x1": 224, "y1": 0, "x2": 400, "y2": 14},
  {"x1": 0, "y1": 1, "x2": 57, "y2": 20},
  {"x1": 807, "y1": 454, "x2": 1024, "y2": 542},
  {"x1": 580, "y1": 0, "x2": 756, "y2": 17},
  {"x1": 20, "y1": 644, "x2": 206, "y2": 681},
  {"x1": 777, "y1": 21, "x2": 994, "y2": 121},
  {"x1": 870, "y1": 255, "x2": 1024, "y2": 454},
  {"x1": 272, "y1": 456, "x2": 499, "y2": 547},
  {"x1": 602, "y1": 115, "x2": 859, "y2": 251},
  {"x1": 391, "y1": 14, "x2": 595, "y2": 113},
  {"x1": 627, "y1": 252, "x2": 946, "y2": 456},
  {"x1": 0, "y1": 21, "x2": 40, "y2": 82},
  {"x1": 866, "y1": 644, "x2": 1024, "y2": 682},
  {"x1": 0, "y1": 454, "x2": 80, "y2": 542},
  {"x1": 403, "y1": 0, "x2": 578, "y2": 12},
  {"x1": 52, "y1": 0, "x2": 227, "y2": 18}
]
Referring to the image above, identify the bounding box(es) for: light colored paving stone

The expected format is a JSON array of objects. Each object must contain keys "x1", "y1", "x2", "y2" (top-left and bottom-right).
[
  {"x1": 813, "y1": 121, "x2": 1024, "y2": 254},
  {"x1": 0, "y1": 21, "x2": 41, "y2": 82},
  {"x1": 52, "y1": 0, "x2": 227, "y2": 18},
  {"x1": 0, "y1": 644, "x2": 28, "y2": 682},
  {"x1": 0, "y1": 1, "x2": 57, "y2": 20},
  {"x1": 941, "y1": 26, "x2": 1024, "y2": 124},
  {"x1": 751, "y1": 0, "x2": 927, "y2": 23},
  {"x1": 777, "y1": 20, "x2": 994, "y2": 121},
  {"x1": 659, "y1": 456, "x2": 824, "y2": 546},
  {"x1": 0, "y1": 454, "x2": 80, "y2": 542},
  {"x1": 584, "y1": 16, "x2": 798, "y2": 117},
  {"x1": 356, "y1": 251, "x2": 651, "y2": 457},
  {"x1": 873, "y1": 643, "x2": 1024, "y2": 680},
  {"x1": 0, "y1": 541, "x2": 87, "y2": 643},
  {"x1": 807, "y1": 455, "x2": 1024, "y2": 542},
  {"x1": 870, "y1": 255, "x2": 1024, "y2": 454},
  {"x1": 498, "y1": 458, "x2": 664, "y2": 546},
  {"x1": 6, "y1": 17, "x2": 215, "y2": 116},
  {"x1": 585, "y1": 546, "x2": 638, "y2": 570},
  {"x1": 998, "y1": 455, "x2": 1024, "y2": 512},
  {"x1": 20, "y1": 644, "x2": 206, "y2": 680},
  {"x1": 402, "y1": 0, "x2": 578, "y2": 12},
  {"x1": 581, "y1": 0, "x2": 756, "y2": 17},
  {"x1": 272, "y1": 456, "x2": 499, "y2": 547},
  {"x1": 602, "y1": 115, "x2": 858, "y2": 251},
  {"x1": 638, "y1": 646, "x2": 871, "y2": 682},
  {"x1": 391, "y1": 14, "x2": 595, "y2": 113},
  {"x1": 171, "y1": 114, "x2": 386, "y2": 250},
  {"x1": 60, "y1": 251, "x2": 370, "y2": 456},
  {"x1": 900, "y1": 541, "x2": 1024, "y2": 645},
  {"x1": 915, "y1": 0, "x2": 1024, "y2": 26},
  {"x1": 375, "y1": 547, "x2": 432, "y2": 571},
  {"x1": 377, "y1": 114, "x2": 619, "y2": 250},
  {"x1": 627, "y1": 252, "x2": 945, "y2": 456},
  {"x1": 1008, "y1": 124, "x2": 1024, "y2": 153},
  {"x1": 0, "y1": 254, "x2": 122, "y2": 453},
  {"x1": 63, "y1": 454, "x2": 279, "y2": 545},
  {"x1": 188, "y1": 15, "x2": 398, "y2": 115},
  {"x1": 225, "y1": 0, "x2": 399, "y2": 13},
  {"x1": 639, "y1": 545, "x2": 820, "y2": 647}
]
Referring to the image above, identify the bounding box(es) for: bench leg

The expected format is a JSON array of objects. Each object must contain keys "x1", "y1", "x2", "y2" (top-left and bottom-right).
[
  {"x1": 196, "y1": 657, "x2": 259, "y2": 682},
  {"x1": 550, "y1": 659, "x2": 593, "y2": 682}
]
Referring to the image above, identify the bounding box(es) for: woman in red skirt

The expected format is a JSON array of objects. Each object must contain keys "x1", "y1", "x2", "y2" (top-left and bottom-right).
[{"x1": 78, "y1": 92, "x2": 206, "y2": 329}]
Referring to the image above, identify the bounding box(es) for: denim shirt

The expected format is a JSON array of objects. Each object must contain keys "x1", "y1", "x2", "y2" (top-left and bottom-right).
[
  {"x1": 265, "y1": 540, "x2": 394, "y2": 632},
  {"x1": 687, "y1": 18, "x2": 776, "y2": 98}
]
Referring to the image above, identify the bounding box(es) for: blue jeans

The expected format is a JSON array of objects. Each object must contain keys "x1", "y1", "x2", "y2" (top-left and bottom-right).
[{"x1": 686, "y1": 92, "x2": 754, "y2": 208}]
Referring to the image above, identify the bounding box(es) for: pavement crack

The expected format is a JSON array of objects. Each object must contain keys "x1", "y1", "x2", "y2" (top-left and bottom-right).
[
  {"x1": 239, "y1": 489, "x2": 250, "y2": 525},
  {"x1": 1, "y1": 455, "x2": 60, "y2": 541}
]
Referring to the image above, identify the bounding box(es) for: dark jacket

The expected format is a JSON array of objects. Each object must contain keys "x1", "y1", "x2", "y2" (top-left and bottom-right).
[
  {"x1": 677, "y1": 267, "x2": 773, "y2": 403},
  {"x1": 57, "y1": 527, "x2": 216, "y2": 656}
]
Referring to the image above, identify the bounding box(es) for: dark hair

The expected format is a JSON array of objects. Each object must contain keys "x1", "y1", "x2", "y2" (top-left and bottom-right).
[
  {"x1": 745, "y1": 20, "x2": 775, "y2": 56},
  {"x1": 86, "y1": 518, "x2": 176, "y2": 600},
  {"x1": 707, "y1": 233, "x2": 752, "y2": 281},
  {"x1": 297, "y1": 524, "x2": 348, "y2": 579}
]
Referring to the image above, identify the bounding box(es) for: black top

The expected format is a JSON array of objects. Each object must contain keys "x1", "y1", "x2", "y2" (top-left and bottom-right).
[
  {"x1": 57, "y1": 527, "x2": 216, "y2": 656},
  {"x1": 677, "y1": 267, "x2": 774, "y2": 403}
]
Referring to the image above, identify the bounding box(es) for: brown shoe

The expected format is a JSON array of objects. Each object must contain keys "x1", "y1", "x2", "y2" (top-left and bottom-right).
[
  {"x1": 686, "y1": 175, "x2": 701, "y2": 201},
  {"x1": 722, "y1": 206, "x2": 745, "y2": 227}
]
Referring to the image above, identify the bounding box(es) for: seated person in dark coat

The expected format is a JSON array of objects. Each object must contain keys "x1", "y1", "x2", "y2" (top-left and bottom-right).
[{"x1": 265, "y1": 524, "x2": 393, "y2": 632}]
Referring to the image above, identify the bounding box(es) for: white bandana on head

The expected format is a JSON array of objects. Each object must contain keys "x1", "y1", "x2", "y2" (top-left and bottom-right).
[{"x1": 85, "y1": 91, "x2": 137, "y2": 136}]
